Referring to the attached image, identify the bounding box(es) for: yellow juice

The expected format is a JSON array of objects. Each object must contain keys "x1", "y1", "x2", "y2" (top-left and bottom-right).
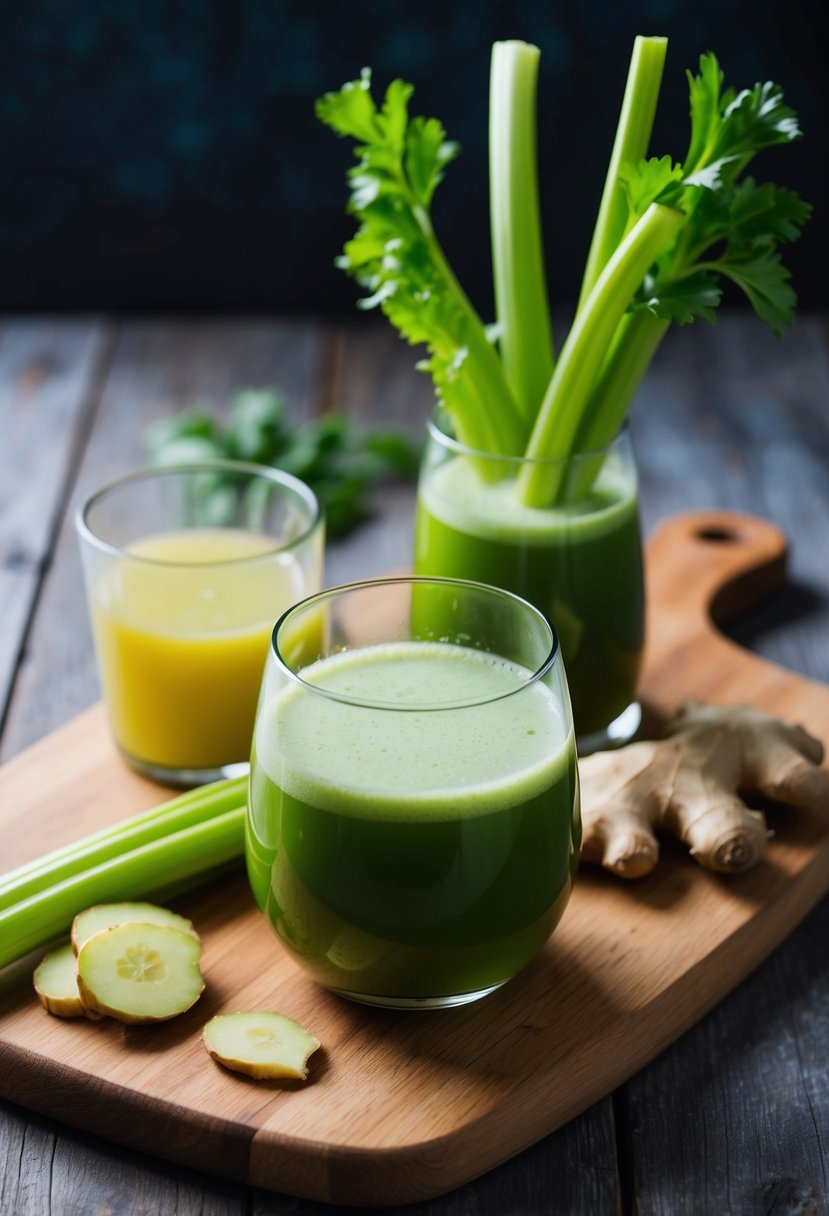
[{"x1": 90, "y1": 528, "x2": 306, "y2": 771}]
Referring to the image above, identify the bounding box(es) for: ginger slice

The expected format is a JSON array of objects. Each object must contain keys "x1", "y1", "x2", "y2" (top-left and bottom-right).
[
  {"x1": 580, "y1": 702, "x2": 829, "y2": 878},
  {"x1": 76, "y1": 923, "x2": 204, "y2": 1023},
  {"x1": 71, "y1": 902, "x2": 198, "y2": 955},
  {"x1": 202, "y1": 1012, "x2": 321, "y2": 1080},
  {"x1": 33, "y1": 942, "x2": 102, "y2": 1020}
]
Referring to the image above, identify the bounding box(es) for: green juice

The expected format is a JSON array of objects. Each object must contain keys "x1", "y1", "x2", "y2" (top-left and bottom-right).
[
  {"x1": 246, "y1": 641, "x2": 579, "y2": 1004},
  {"x1": 413, "y1": 454, "x2": 645, "y2": 739}
]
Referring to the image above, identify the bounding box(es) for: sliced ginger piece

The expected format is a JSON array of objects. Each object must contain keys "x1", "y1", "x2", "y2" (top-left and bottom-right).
[
  {"x1": 72, "y1": 901, "x2": 198, "y2": 955},
  {"x1": 580, "y1": 702, "x2": 829, "y2": 878},
  {"x1": 76, "y1": 922, "x2": 204, "y2": 1023},
  {"x1": 33, "y1": 942, "x2": 102, "y2": 1020},
  {"x1": 202, "y1": 1011, "x2": 320, "y2": 1080}
]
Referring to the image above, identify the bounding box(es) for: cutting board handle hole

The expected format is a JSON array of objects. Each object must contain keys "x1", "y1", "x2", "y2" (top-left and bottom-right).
[{"x1": 695, "y1": 526, "x2": 740, "y2": 545}]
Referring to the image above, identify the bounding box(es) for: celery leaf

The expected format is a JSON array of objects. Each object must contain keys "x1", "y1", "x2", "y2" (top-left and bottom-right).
[
  {"x1": 728, "y1": 179, "x2": 813, "y2": 245},
  {"x1": 617, "y1": 55, "x2": 809, "y2": 335},
  {"x1": 704, "y1": 243, "x2": 798, "y2": 334},
  {"x1": 637, "y1": 270, "x2": 722, "y2": 325},
  {"x1": 618, "y1": 156, "x2": 684, "y2": 217},
  {"x1": 316, "y1": 71, "x2": 524, "y2": 454}
]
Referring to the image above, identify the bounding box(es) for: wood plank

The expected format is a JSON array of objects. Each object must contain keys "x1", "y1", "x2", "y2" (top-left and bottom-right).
[
  {"x1": 634, "y1": 314, "x2": 829, "y2": 684},
  {"x1": 0, "y1": 1098, "x2": 247, "y2": 1216},
  {"x1": 621, "y1": 897, "x2": 829, "y2": 1216},
  {"x1": 249, "y1": 1101, "x2": 620, "y2": 1215},
  {"x1": 625, "y1": 315, "x2": 829, "y2": 1214},
  {"x1": 0, "y1": 317, "x2": 113, "y2": 725},
  {"x1": 1, "y1": 510, "x2": 827, "y2": 1207}
]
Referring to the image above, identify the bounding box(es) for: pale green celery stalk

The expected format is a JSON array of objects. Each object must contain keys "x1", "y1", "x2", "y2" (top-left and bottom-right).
[
  {"x1": 416, "y1": 207, "x2": 526, "y2": 457},
  {"x1": 573, "y1": 310, "x2": 670, "y2": 452},
  {"x1": 0, "y1": 807, "x2": 245, "y2": 969},
  {"x1": 448, "y1": 365, "x2": 517, "y2": 476},
  {"x1": 489, "y1": 40, "x2": 554, "y2": 428},
  {"x1": 0, "y1": 775, "x2": 247, "y2": 911},
  {"x1": 577, "y1": 35, "x2": 668, "y2": 310},
  {"x1": 518, "y1": 202, "x2": 684, "y2": 506}
]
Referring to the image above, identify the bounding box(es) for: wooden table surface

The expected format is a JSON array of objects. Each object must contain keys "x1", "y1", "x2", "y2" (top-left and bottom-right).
[{"x1": 1, "y1": 312, "x2": 827, "y2": 1215}]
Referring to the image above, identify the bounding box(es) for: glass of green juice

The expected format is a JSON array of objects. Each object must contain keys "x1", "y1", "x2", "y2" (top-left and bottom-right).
[
  {"x1": 247, "y1": 576, "x2": 580, "y2": 1009},
  {"x1": 77, "y1": 461, "x2": 323, "y2": 786},
  {"x1": 413, "y1": 410, "x2": 645, "y2": 754}
]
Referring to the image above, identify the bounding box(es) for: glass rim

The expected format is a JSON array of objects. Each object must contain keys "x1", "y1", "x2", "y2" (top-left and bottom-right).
[
  {"x1": 426, "y1": 407, "x2": 628, "y2": 468},
  {"x1": 75, "y1": 459, "x2": 323, "y2": 567},
  {"x1": 271, "y1": 575, "x2": 560, "y2": 713}
]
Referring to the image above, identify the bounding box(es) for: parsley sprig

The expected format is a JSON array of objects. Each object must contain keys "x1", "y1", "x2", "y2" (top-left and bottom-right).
[{"x1": 145, "y1": 389, "x2": 419, "y2": 538}]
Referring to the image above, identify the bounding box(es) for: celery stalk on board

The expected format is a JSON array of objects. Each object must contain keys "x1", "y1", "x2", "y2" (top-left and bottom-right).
[
  {"x1": 0, "y1": 780, "x2": 246, "y2": 970},
  {"x1": 0, "y1": 775, "x2": 247, "y2": 912},
  {"x1": 317, "y1": 38, "x2": 810, "y2": 506}
]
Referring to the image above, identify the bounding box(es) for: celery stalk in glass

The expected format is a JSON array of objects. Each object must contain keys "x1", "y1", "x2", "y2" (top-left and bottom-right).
[
  {"x1": 573, "y1": 311, "x2": 670, "y2": 454},
  {"x1": 577, "y1": 35, "x2": 668, "y2": 309},
  {"x1": 518, "y1": 202, "x2": 684, "y2": 506},
  {"x1": 489, "y1": 40, "x2": 554, "y2": 427}
]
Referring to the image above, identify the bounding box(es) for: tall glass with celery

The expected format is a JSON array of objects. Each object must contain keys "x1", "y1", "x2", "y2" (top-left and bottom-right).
[
  {"x1": 316, "y1": 36, "x2": 809, "y2": 750},
  {"x1": 415, "y1": 415, "x2": 644, "y2": 746}
]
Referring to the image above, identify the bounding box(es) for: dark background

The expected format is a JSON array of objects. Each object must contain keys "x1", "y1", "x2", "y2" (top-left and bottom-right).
[{"x1": 1, "y1": 0, "x2": 824, "y2": 318}]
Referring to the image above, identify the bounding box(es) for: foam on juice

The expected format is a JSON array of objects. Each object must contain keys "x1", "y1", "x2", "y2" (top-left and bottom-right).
[{"x1": 256, "y1": 641, "x2": 571, "y2": 820}]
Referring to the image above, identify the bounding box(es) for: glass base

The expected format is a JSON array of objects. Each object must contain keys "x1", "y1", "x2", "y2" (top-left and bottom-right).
[
  {"x1": 577, "y1": 699, "x2": 641, "y2": 757},
  {"x1": 119, "y1": 749, "x2": 250, "y2": 788},
  {"x1": 326, "y1": 981, "x2": 508, "y2": 1010}
]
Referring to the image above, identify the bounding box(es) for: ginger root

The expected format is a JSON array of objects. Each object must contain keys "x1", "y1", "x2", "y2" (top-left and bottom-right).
[{"x1": 580, "y1": 702, "x2": 829, "y2": 878}]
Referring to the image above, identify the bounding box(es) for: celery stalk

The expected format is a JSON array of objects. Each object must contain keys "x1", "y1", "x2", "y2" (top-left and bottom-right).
[
  {"x1": 489, "y1": 40, "x2": 554, "y2": 427},
  {"x1": 0, "y1": 807, "x2": 245, "y2": 969},
  {"x1": 518, "y1": 202, "x2": 684, "y2": 506},
  {"x1": 412, "y1": 199, "x2": 528, "y2": 456},
  {"x1": 0, "y1": 775, "x2": 247, "y2": 911},
  {"x1": 574, "y1": 310, "x2": 670, "y2": 453},
  {"x1": 319, "y1": 43, "x2": 808, "y2": 485},
  {"x1": 576, "y1": 35, "x2": 668, "y2": 310}
]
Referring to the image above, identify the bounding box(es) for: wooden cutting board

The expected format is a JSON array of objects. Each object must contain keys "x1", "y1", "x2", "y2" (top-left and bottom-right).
[{"x1": 1, "y1": 510, "x2": 828, "y2": 1208}]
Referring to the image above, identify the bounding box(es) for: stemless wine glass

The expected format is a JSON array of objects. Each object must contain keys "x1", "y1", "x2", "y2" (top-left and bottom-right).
[
  {"x1": 247, "y1": 576, "x2": 581, "y2": 1009},
  {"x1": 77, "y1": 461, "x2": 323, "y2": 785},
  {"x1": 413, "y1": 409, "x2": 645, "y2": 753}
]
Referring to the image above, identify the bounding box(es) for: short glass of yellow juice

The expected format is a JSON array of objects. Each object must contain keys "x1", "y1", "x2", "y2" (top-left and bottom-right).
[{"x1": 77, "y1": 461, "x2": 323, "y2": 785}]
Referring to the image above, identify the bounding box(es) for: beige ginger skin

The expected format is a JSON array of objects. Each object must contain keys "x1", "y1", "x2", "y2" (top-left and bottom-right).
[{"x1": 580, "y1": 702, "x2": 829, "y2": 877}]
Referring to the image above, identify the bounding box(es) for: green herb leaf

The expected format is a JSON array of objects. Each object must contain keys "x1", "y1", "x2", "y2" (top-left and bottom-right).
[
  {"x1": 316, "y1": 71, "x2": 525, "y2": 456},
  {"x1": 615, "y1": 54, "x2": 809, "y2": 342},
  {"x1": 144, "y1": 410, "x2": 220, "y2": 459},
  {"x1": 145, "y1": 390, "x2": 420, "y2": 539},
  {"x1": 406, "y1": 117, "x2": 458, "y2": 207},
  {"x1": 702, "y1": 243, "x2": 798, "y2": 334},
  {"x1": 226, "y1": 389, "x2": 290, "y2": 464},
  {"x1": 637, "y1": 269, "x2": 722, "y2": 325},
  {"x1": 690, "y1": 62, "x2": 801, "y2": 200},
  {"x1": 618, "y1": 155, "x2": 684, "y2": 218},
  {"x1": 315, "y1": 67, "x2": 380, "y2": 143},
  {"x1": 728, "y1": 179, "x2": 813, "y2": 245}
]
